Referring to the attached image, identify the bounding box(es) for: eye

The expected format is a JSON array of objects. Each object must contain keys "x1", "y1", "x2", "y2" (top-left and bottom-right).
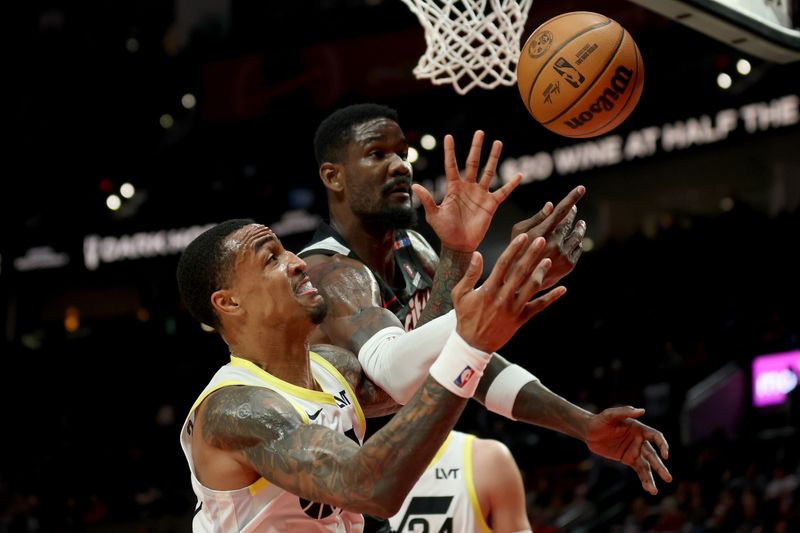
[{"x1": 369, "y1": 150, "x2": 385, "y2": 159}]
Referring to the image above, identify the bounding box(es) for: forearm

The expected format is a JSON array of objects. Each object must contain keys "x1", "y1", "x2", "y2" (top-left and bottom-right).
[
  {"x1": 350, "y1": 376, "x2": 468, "y2": 516},
  {"x1": 475, "y1": 354, "x2": 593, "y2": 441},
  {"x1": 417, "y1": 247, "x2": 473, "y2": 326},
  {"x1": 358, "y1": 310, "x2": 456, "y2": 404},
  {"x1": 235, "y1": 380, "x2": 463, "y2": 518},
  {"x1": 337, "y1": 331, "x2": 490, "y2": 516}
]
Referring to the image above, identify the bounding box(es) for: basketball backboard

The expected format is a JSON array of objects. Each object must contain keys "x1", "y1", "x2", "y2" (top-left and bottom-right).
[{"x1": 627, "y1": 0, "x2": 800, "y2": 62}]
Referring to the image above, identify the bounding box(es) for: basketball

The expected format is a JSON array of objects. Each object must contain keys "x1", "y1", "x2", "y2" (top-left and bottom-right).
[{"x1": 516, "y1": 11, "x2": 644, "y2": 138}]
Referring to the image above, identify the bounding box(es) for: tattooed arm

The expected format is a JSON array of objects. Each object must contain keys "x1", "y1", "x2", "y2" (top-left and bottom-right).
[
  {"x1": 195, "y1": 243, "x2": 550, "y2": 518},
  {"x1": 304, "y1": 254, "x2": 407, "y2": 353},
  {"x1": 407, "y1": 230, "x2": 472, "y2": 326},
  {"x1": 197, "y1": 376, "x2": 468, "y2": 517}
]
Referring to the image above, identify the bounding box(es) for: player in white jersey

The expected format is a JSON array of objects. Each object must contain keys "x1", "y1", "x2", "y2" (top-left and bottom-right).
[
  {"x1": 176, "y1": 218, "x2": 565, "y2": 532},
  {"x1": 389, "y1": 431, "x2": 530, "y2": 533}
]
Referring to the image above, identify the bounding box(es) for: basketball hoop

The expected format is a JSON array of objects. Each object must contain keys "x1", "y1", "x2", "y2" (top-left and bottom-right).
[{"x1": 400, "y1": 0, "x2": 534, "y2": 95}]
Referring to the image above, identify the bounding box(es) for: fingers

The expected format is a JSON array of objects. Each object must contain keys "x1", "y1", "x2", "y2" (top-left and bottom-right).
[
  {"x1": 511, "y1": 185, "x2": 585, "y2": 239},
  {"x1": 601, "y1": 406, "x2": 645, "y2": 422},
  {"x1": 515, "y1": 257, "x2": 550, "y2": 303},
  {"x1": 482, "y1": 234, "x2": 528, "y2": 293},
  {"x1": 635, "y1": 453, "x2": 659, "y2": 496},
  {"x1": 443, "y1": 130, "x2": 508, "y2": 188},
  {"x1": 491, "y1": 173, "x2": 522, "y2": 210},
  {"x1": 645, "y1": 422, "x2": 670, "y2": 461},
  {"x1": 563, "y1": 219, "x2": 586, "y2": 263},
  {"x1": 522, "y1": 285, "x2": 567, "y2": 321},
  {"x1": 643, "y1": 440, "x2": 673, "y2": 483},
  {"x1": 411, "y1": 183, "x2": 437, "y2": 216},
  {"x1": 443, "y1": 134, "x2": 459, "y2": 181},
  {"x1": 511, "y1": 202, "x2": 554, "y2": 237},
  {"x1": 478, "y1": 140, "x2": 503, "y2": 189},
  {"x1": 499, "y1": 237, "x2": 547, "y2": 305},
  {"x1": 452, "y1": 252, "x2": 484, "y2": 302},
  {"x1": 554, "y1": 205, "x2": 578, "y2": 242},
  {"x1": 463, "y1": 130, "x2": 485, "y2": 182},
  {"x1": 551, "y1": 185, "x2": 586, "y2": 225}
]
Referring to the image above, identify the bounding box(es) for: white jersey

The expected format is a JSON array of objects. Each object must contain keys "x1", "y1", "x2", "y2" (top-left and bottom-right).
[
  {"x1": 180, "y1": 353, "x2": 367, "y2": 532},
  {"x1": 388, "y1": 431, "x2": 490, "y2": 533}
]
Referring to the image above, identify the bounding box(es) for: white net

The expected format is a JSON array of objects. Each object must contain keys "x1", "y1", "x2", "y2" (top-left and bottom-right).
[{"x1": 399, "y1": 0, "x2": 534, "y2": 95}]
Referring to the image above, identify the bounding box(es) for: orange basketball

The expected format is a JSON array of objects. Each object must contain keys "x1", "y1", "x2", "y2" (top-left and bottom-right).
[{"x1": 516, "y1": 11, "x2": 645, "y2": 138}]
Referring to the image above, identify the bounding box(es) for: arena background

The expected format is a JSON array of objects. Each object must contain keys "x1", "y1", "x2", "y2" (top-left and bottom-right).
[{"x1": 2, "y1": 0, "x2": 799, "y2": 531}]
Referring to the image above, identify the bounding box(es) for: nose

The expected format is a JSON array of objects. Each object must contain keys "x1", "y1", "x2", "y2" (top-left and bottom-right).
[
  {"x1": 389, "y1": 154, "x2": 413, "y2": 177},
  {"x1": 286, "y1": 251, "x2": 307, "y2": 274}
]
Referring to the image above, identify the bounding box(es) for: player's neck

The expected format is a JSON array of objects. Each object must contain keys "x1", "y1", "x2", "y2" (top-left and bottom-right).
[
  {"x1": 330, "y1": 217, "x2": 397, "y2": 282},
  {"x1": 227, "y1": 327, "x2": 319, "y2": 390}
]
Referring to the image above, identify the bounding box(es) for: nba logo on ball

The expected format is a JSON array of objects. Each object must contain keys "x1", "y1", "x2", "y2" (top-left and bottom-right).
[{"x1": 516, "y1": 11, "x2": 645, "y2": 138}]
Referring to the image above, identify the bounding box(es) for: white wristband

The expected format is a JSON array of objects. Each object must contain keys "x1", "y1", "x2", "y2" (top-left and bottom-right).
[
  {"x1": 429, "y1": 331, "x2": 491, "y2": 398},
  {"x1": 484, "y1": 363, "x2": 539, "y2": 420}
]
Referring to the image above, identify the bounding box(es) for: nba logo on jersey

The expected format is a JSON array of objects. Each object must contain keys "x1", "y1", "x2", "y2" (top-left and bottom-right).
[
  {"x1": 454, "y1": 366, "x2": 476, "y2": 388},
  {"x1": 394, "y1": 236, "x2": 412, "y2": 249}
]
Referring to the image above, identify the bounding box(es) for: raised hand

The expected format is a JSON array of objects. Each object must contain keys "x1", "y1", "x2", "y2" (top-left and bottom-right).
[
  {"x1": 413, "y1": 130, "x2": 521, "y2": 252},
  {"x1": 511, "y1": 185, "x2": 587, "y2": 290},
  {"x1": 451, "y1": 234, "x2": 567, "y2": 353},
  {"x1": 585, "y1": 406, "x2": 672, "y2": 495}
]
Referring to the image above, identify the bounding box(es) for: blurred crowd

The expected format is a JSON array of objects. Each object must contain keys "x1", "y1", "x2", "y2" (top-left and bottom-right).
[{"x1": 1, "y1": 203, "x2": 798, "y2": 533}]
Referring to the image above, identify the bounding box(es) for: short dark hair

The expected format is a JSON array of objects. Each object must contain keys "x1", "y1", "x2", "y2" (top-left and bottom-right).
[
  {"x1": 176, "y1": 219, "x2": 255, "y2": 330},
  {"x1": 314, "y1": 103, "x2": 399, "y2": 166}
]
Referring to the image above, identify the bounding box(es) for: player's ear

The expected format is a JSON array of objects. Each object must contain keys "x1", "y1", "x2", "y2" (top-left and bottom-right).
[
  {"x1": 211, "y1": 289, "x2": 242, "y2": 318},
  {"x1": 319, "y1": 162, "x2": 345, "y2": 192}
]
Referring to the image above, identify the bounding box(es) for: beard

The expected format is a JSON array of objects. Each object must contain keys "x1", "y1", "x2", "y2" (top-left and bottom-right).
[
  {"x1": 307, "y1": 298, "x2": 328, "y2": 325},
  {"x1": 349, "y1": 176, "x2": 418, "y2": 230},
  {"x1": 357, "y1": 203, "x2": 418, "y2": 230}
]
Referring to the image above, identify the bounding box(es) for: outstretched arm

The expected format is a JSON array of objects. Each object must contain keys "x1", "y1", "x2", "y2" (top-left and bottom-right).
[{"x1": 475, "y1": 354, "x2": 672, "y2": 496}]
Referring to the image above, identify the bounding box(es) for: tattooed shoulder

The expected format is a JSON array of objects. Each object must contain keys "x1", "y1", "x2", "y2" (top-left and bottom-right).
[
  {"x1": 200, "y1": 385, "x2": 303, "y2": 451},
  {"x1": 310, "y1": 344, "x2": 361, "y2": 388}
]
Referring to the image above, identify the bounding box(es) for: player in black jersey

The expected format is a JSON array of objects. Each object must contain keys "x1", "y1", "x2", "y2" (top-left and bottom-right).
[{"x1": 299, "y1": 104, "x2": 672, "y2": 510}]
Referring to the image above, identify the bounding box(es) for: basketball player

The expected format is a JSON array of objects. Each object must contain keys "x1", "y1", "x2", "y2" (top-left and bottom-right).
[
  {"x1": 298, "y1": 103, "x2": 672, "y2": 496},
  {"x1": 176, "y1": 218, "x2": 562, "y2": 531},
  {"x1": 389, "y1": 430, "x2": 530, "y2": 533}
]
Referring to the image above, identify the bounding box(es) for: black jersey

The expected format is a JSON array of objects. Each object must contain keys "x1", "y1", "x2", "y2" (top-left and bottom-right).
[{"x1": 298, "y1": 221, "x2": 433, "y2": 331}]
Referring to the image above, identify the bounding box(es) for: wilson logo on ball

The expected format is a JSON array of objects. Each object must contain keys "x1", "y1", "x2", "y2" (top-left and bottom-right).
[{"x1": 563, "y1": 65, "x2": 634, "y2": 130}]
